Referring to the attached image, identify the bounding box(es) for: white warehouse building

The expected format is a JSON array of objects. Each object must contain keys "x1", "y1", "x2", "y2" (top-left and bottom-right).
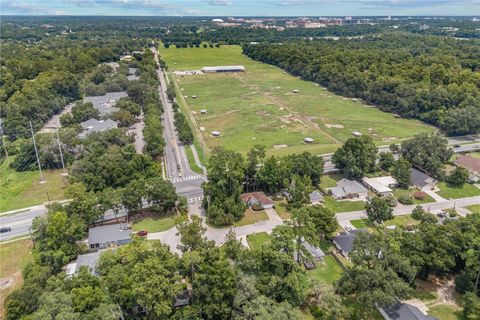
[{"x1": 202, "y1": 65, "x2": 246, "y2": 73}]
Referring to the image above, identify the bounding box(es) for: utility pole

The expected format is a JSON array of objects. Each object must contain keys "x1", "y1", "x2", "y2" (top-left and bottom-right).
[
  {"x1": 55, "y1": 129, "x2": 67, "y2": 176},
  {"x1": 0, "y1": 119, "x2": 9, "y2": 163},
  {"x1": 30, "y1": 121, "x2": 45, "y2": 184}
]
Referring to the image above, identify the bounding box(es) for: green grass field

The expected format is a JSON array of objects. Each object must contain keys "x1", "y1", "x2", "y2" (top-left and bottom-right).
[
  {"x1": 0, "y1": 160, "x2": 66, "y2": 212},
  {"x1": 246, "y1": 232, "x2": 271, "y2": 250},
  {"x1": 465, "y1": 204, "x2": 480, "y2": 214},
  {"x1": 273, "y1": 200, "x2": 291, "y2": 219},
  {"x1": 324, "y1": 196, "x2": 365, "y2": 213},
  {"x1": 161, "y1": 45, "x2": 434, "y2": 156},
  {"x1": 307, "y1": 255, "x2": 343, "y2": 286},
  {"x1": 184, "y1": 144, "x2": 203, "y2": 174},
  {"x1": 437, "y1": 182, "x2": 480, "y2": 199},
  {"x1": 131, "y1": 214, "x2": 178, "y2": 233},
  {"x1": 234, "y1": 208, "x2": 269, "y2": 227},
  {"x1": 351, "y1": 215, "x2": 418, "y2": 230},
  {"x1": 393, "y1": 188, "x2": 436, "y2": 205}
]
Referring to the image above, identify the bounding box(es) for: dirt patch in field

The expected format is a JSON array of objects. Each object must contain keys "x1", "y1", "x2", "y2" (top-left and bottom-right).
[
  {"x1": 382, "y1": 137, "x2": 398, "y2": 142},
  {"x1": 273, "y1": 144, "x2": 288, "y2": 149},
  {"x1": 325, "y1": 124, "x2": 344, "y2": 129},
  {"x1": 256, "y1": 110, "x2": 270, "y2": 116}
]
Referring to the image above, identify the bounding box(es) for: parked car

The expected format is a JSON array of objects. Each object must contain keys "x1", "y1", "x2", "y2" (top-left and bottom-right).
[
  {"x1": 437, "y1": 212, "x2": 448, "y2": 218},
  {"x1": 137, "y1": 230, "x2": 148, "y2": 237},
  {"x1": 0, "y1": 227, "x2": 12, "y2": 233}
]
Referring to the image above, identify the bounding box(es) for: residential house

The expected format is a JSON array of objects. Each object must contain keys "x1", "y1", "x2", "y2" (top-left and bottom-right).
[
  {"x1": 78, "y1": 118, "x2": 118, "y2": 138},
  {"x1": 453, "y1": 154, "x2": 480, "y2": 183},
  {"x1": 333, "y1": 229, "x2": 367, "y2": 257},
  {"x1": 65, "y1": 250, "x2": 109, "y2": 276},
  {"x1": 241, "y1": 191, "x2": 274, "y2": 209},
  {"x1": 378, "y1": 301, "x2": 437, "y2": 320},
  {"x1": 410, "y1": 168, "x2": 437, "y2": 190},
  {"x1": 329, "y1": 178, "x2": 368, "y2": 200},
  {"x1": 362, "y1": 176, "x2": 397, "y2": 196},
  {"x1": 309, "y1": 190, "x2": 324, "y2": 205},
  {"x1": 303, "y1": 242, "x2": 325, "y2": 261},
  {"x1": 88, "y1": 223, "x2": 132, "y2": 251}
]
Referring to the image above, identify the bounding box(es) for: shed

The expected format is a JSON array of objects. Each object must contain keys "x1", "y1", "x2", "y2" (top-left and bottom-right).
[
  {"x1": 293, "y1": 89, "x2": 299, "y2": 93},
  {"x1": 309, "y1": 191, "x2": 324, "y2": 205},
  {"x1": 304, "y1": 137, "x2": 314, "y2": 143},
  {"x1": 352, "y1": 131, "x2": 362, "y2": 137},
  {"x1": 211, "y1": 131, "x2": 221, "y2": 137},
  {"x1": 200, "y1": 109, "x2": 207, "y2": 114}
]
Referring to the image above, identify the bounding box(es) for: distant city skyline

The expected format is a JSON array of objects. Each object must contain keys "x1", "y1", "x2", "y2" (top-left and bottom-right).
[{"x1": 1, "y1": 0, "x2": 479, "y2": 17}]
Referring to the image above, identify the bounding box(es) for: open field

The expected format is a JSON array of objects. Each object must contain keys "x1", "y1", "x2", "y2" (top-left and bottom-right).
[
  {"x1": 465, "y1": 204, "x2": 480, "y2": 214},
  {"x1": 234, "y1": 208, "x2": 269, "y2": 227},
  {"x1": 0, "y1": 240, "x2": 33, "y2": 315},
  {"x1": 246, "y1": 232, "x2": 270, "y2": 250},
  {"x1": 161, "y1": 45, "x2": 434, "y2": 156},
  {"x1": 131, "y1": 214, "x2": 178, "y2": 233},
  {"x1": 351, "y1": 215, "x2": 419, "y2": 230},
  {"x1": 437, "y1": 182, "x2": 480, "y2": 199},
  {"x1": 0, "y1": 160, "x2": 66, "y2": 212}
]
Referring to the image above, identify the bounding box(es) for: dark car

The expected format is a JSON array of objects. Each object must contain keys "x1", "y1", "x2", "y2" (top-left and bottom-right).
[
  {"x1": 453, "y1": 144, "x2": 461, "y2": 148},
  {"x1": 0, "y1": 227, "x2": 12, "y2": 233}
]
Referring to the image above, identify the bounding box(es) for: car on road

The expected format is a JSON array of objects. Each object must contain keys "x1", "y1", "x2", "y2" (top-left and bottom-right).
[
  {"x1": 453, "y1": 144, "x2": 461, "y2": 148},
  {"x1": 0, "y1": 227, "x2": 12, "y2": 233}
]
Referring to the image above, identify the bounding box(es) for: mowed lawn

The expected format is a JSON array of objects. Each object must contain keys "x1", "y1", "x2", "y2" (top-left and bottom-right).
[
  {"x1": 323, "y1": 196, "x2": 365, "y2": 213},
  {"x1": 131, "y1": 214, "x2": 179, "y2": 233},
  {"x1": 161, "y1": 45, "x2": 434, "y2": 156},
  {"x1": 0, "y1": 240, "x2": 33, "y2": 315},
  {"x1": 246, "y1": 232, "x2": 271, "y2": 250},
  {"x1": 307, "y1": 255, "x2": 343, "y2": 286},
  {"x1": 0, "y1": 160, "x2": 66, "y2": 212},
  {"x1": 234, "y1": 208, "x2": 269, "y2": 227},
  {"x1": 437, "y1": 182, "x2": 480, "y2": 199}
]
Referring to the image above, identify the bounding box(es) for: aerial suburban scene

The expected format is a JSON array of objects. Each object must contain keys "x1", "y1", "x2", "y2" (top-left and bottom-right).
[{"x1": 0, "y1": 1, "x2": 480, "y2": 319}]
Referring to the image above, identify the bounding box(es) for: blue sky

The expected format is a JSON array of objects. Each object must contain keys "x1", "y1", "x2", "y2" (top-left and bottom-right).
[{"x1": 1, "y1": 0, "x2": 479, "y2": 16}]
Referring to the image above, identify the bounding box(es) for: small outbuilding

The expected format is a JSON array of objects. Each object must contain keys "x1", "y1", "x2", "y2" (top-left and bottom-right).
[
  {"x1": 293, "y1": 89, "x2": 299, "y2": 93},
  {"x1": 211, "y1": 131, "x2": 221, "y2": 137},
  {"x1": 200, "y1": 109, "x2": 207, "y2": 114},
  {"x1": 352, "y1": 131, "x2": 362, "y2": 137},
  {"x1": 309, "y1": 191, "x2": 324, "y2": 205},
  {"x1": 304, "y1": 137, "x2": 314, "y2": 144}
]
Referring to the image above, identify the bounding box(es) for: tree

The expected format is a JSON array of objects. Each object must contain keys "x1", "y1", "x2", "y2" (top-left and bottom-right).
[
  {"x1": 308, "y1": 205, "x2": 338, "y2": 240},
  {"x1": 308, "y1": 288, "x2": 351, "y2": 320},
  {"x1": 378, "y1": 152, "x2": 395, "y2": 171},
  {"x1": 463, "y1": 292, "x2": 480, "y2": 318},
  {"x1": 401, "y1": 133, "x2": 452, "y2": 179},
  {"x1": 223, "y1": 228, "x2": 244, "y2": 261},
  {"x1": 446, "y1": 167, "x2": 469, "y2": 187},
  {"x1": 366, "y1": 197, "x2": 393, "y2": 224},
  {"x1": 392, "y1": 158, "x2": 412, "y2": 189},
  {"x1": 177, "y1": 216, "x2": 207, "y2": 252},
  {"x1": 256, "y1": 156, "x2": 287, "y2": 193},
  {"x1": 144, "y1": 177, "x2": 178, "y2": 213},
  {"x1": 411, "y1": 205, "x2": 426, "y2": 220},
  {"x1": 121, "y1": 179, "x2": 146, "y2": 213},
  {"x1": 332, "y1": 135, "x2": 377, "y2": 179},
  {"x1": 286, "y1": 175, "x2": 313, "y2": 210},
  {"x1": 65, "y1": 183, "x2": 102, "y2": 225},
  {"x1": 244, "y1": 144, "x2": 266, "y2": 191}
]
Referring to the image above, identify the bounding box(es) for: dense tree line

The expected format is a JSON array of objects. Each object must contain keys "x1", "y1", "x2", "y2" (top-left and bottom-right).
[
  {"x1": 243, "y1": 34, "x2": 480, "y2": 135},
  {"x1": 203, "y1": 145, "x2": 324, "y2": 226}
]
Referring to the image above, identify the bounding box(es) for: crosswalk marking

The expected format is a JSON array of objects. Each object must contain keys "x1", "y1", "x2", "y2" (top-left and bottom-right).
[
  {"x1": 188, "y1": 196, "x2": 204, "y2": 203},
  {"x1": 170, "y1": 174, "x2": 205, "y2": 183}
]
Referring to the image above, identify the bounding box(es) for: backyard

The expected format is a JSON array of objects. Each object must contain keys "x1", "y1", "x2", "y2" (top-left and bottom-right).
[
  {"x1": 273, "y1": 200, "x2": 291, "y2": 219},
  {"x1": 0, "y1": 160, "x2": 66, "y2": 212},
  {"x1": 234, "y1": 208, "x2": 269, "y2": 227},
  {"x1": 307, "y1": 255, "x2": 343, "y2": 286},
  {"x1": 160, "y1": 45, "x2": 434, "y2": 157},
  {"x1": 131, "y1": 214, "x2": 180, "y2": 233},
  {"x1": 323, "y1": 196, "x2": 365, "y2": 213},
  {"x1": 246, "y1": 232, "x2": 271, "y2": 250}
]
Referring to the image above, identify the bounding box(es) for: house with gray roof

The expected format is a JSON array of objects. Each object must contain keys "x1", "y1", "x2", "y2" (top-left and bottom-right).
[
  {"x1": 78, "y1": 118, "x2": 118, "y2": 138},
  {"x1": 84, "y1": 91, "x2": 128, "y2": 116},
  {"x1": 303, "y1": 242, "x2": 325, "y2": 260},
  {"x1": 65, "y1": 250, "x2": 112, "y2": 276},
  {"x1": 88, "y1": 223, "x2": 132, "y2": 251},
  {"x1": 410, "y1": 168, "x2": 437, "y2": 190},
  {"x1": 379, "y1": 301, "x2": 437, "y2": 320},
  {"x1": 329, "y1": 178, "x2": 368, "y2": 200},
  {"x1": 333, "y1": 229, "x2": 367, "y2": 257},
  {"x1": 309, "y1": 190, "x2": 324, "y2": 205}
]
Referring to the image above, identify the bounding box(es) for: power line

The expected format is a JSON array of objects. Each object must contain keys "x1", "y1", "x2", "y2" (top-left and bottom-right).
[{"x1": 29, "y1": 121, "x2": 46, "y2": 184}]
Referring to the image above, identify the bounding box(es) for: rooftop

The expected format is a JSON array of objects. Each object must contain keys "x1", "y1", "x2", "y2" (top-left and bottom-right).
[
  {"x1": 330, "y1": 178, "x2": 368, "y2": 198},
  {"x1": 410, "y1": 168, "x2": 436, "y2": 188},
  {"x1": 88, "y1": 223, "x2": 132, "y2": 246},
  {"x1": 454, "y1": 154, "x2": 480, "y2": 173},
  {"x1": 333, "y1": 229, "x2": 367, "y2": 255},
  {"x1": 241, "y1": 191, "x2": 274, "y2": 207},
  {"x1": 381, "y1": 301, "x2": 437, "y2": 320},
  {"x1": 202, "y1": 65, "x2": 245, "y2": 72},
  {"x1": 79, "y1": 118, "x2": 117, "y2": 138},
  {"x1": 84, "y1": 91, "x2": 128, "y2": 116},
  {"x1": 362, "y1": 176, "x2": 397, "y2": 193}
]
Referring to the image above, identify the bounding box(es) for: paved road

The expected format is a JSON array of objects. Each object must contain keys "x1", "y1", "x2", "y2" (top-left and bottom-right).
[{"x1": 336, "y1": 195, "x2": 480, "y2": 222}]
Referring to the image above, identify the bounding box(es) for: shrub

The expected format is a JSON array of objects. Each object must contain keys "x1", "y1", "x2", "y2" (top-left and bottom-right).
[
  {"x1": 398, "y1": 192, "x2": 414, "y2": 205},
  {"x1": 251, "y1": 204, "x2": 263, "y2": 211},
  {"x1": 384, "y1": 195, "x2": 397, "y2": 207},
  {"x1": 413, "y1": 191, "x2": 426, "y2": 200}
]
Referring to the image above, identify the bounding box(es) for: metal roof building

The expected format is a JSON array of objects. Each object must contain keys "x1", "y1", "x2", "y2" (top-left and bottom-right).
[{"x1": 202, "y1": 65, "x2": 245, "y2": 73}]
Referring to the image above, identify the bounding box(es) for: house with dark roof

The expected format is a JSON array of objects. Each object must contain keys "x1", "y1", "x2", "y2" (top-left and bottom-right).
[
  {"x1": 410, "y1": 168, "x2": 437, "y2": 190},
  {"x1": 329, "y1": 178, "x2": 368, "y2": 200},
  {"x1": 333, "y1": 229, "x2": 367, "y2": 257},
  {"x1": 378, "y1": 301, "x2": 437, "y2": 320},
  {"x1": 88, "y1": 223, "x2": 132, "y2": 251},
  {"x1": 454, "y1": 154, "x2": 480, "y2": 183},
  {"x1": 241, "y1": 192, "x2": 274, "y2": 209}
]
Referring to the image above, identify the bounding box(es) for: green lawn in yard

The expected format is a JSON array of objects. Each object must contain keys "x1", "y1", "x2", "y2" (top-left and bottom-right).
[
  {"x1": 437, "y1": 182, "x2": 480, "y2": 199},
  {"x1": 246, "y1": 232, "x2": 271, "y2": 250},
  {"x1": 319, "y1": 173, "x2": 343, "y2": 191},
  {"x1": 350, "y1": 218, "x2": 371, "y2": 229},
  {"x1": 273, "y1": 200, "x2": 291, "y2": 219},
  {"x1": 465, "y1": 204, "x2": 480, "y2": 214},
  {"x1": 393, "y1": 188, "x2": 436, "y2": 205},
  {"x1": 468, "y1": 152, "x2": 480, "y2": 159},
  {"x1": 428, "y1": 305, "x2": 465, "y2": 320},
  {"x1": 234, "y1": 208, "x2": 269, "y2": 227},
  {"x1": 324, "y1": 196, "x2": 365, "y2": 213},
  {"x1": 351, "y1": 215, "x2": 417, "y2": 230},
  {"x1": 307, "y1": 255, "x2": 343, "y2": 286},
  {"x1": 160, "y1": 45, "x2": 434, "y2": 156},
  {"x1": 0, "y1": 160, "x2": 66, "y2": 212},
  {"x1": 131, "y1": 214, "x2": 178, "y2": 233}
]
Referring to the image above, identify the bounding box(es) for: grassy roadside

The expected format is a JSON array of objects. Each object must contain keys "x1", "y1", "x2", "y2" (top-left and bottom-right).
[{"x1": 184, "y1": 144, "x2": 203, "y2": 174}]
